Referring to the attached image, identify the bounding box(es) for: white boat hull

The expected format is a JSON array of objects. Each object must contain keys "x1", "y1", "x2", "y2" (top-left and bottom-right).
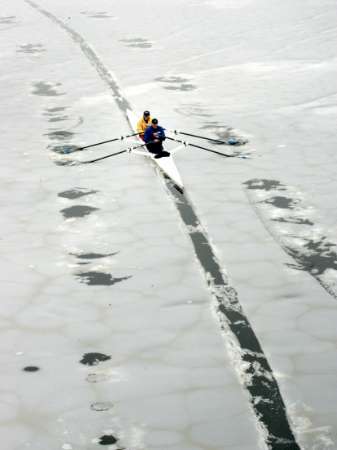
[
  {"x1": 127, "y1": 111, "x2": 184, "y2": 191},
  {"x1": 133, "y1": 147, "x2": 184, "y2": 191}
]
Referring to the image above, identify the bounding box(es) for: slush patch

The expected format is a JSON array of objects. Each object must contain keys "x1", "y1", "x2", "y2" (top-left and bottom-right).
[
  {"x1": 86, "y1": 373, "x2": 110, "y2": 383},
  {"x1": 165, "y1": 83, "x2": 196, "y2": 91},
  {"x1": 90, "y1": 402, "x2": 114, "y2": 411},
  {"x1": 60, "y1": 205, "x2": 99, "y2": 218},
  {"x1": 80, "y1": 353, "x2": 111, "y2": 366},
  {"x1": 23, "y1": 366, "x2": 40, "y2": 372},
  {"x1": 31, "y1": 81, "x2": 65, "y2": 96},
  {"x1": 43, "y1": 107, "x2": 68, "y2": 123},
  {"x1": 0, "y1": 16, "x2": 16, "y2": 24},
  {"x1": 201, "y1": 122, "x2": 248, "y2": 146},
  {"x1": 75, "y1": 271, "x2": 131, "y2": 286},
  {"x1": 71, "y1": 252, "x2": 117, "y2": 259},
  {"x1": 54, "y1": 159, "x2": 77, "y2": 167},
  {"x1": 17, "y1": 43, "x2": 45, "y2": 54},
  {"x1": 174, "y1": 103, "x2": 212, "y2": 118},
  {"x1": 155, "y1": 76, "x2": 190, "y2": 83},
  {"x1": 244, "y1": 178, "x2": 337, "y2": 299},
  {"x1": 58, "y1": 188, "x2": 98, "y2": 199},
  {"x1": 81, "y1": 11, "x2": 115, "y2": 19},
  {"x1": 120, "y1": 38, "x2": 152, "y2": 48},
  {"x1": 155, "y1": 75, "x2": 196, "y2": 91},
  {"x1": 48, "y1": 116, "x2": 68, "y2": 123},
  {"x1": 45, "y1": 106, "x2": 67, "y2": 113},
  {"x1": 45, "y1": 130, "x2": 74, "y2": 141}
]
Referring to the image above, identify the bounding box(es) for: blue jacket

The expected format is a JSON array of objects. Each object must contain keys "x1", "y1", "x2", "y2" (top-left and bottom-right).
[{"x1": 144, "y1": 125, "x2": 166, "y2": 143}]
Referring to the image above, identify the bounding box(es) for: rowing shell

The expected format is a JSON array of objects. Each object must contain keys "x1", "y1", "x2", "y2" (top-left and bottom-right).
[{"x1": 127, "y1": 111, "x2": 184, "y2": 191}]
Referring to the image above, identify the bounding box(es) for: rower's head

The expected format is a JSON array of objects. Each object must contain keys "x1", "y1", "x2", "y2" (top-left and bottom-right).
[
  {"x1": 151, "y1": 118, "x2": 158, "y2": 129},
  {"x1": 143, "y1": 110, "x2": 150, "y2": 122}
]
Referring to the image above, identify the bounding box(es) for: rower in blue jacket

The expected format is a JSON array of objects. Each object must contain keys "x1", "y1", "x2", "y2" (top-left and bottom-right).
[{"x1": 144, "y1": 118, "x2": 170, "y2": 158}]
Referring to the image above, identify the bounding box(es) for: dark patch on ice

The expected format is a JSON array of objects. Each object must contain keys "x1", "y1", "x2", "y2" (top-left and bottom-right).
[
  {"x1": 155, "y1": 76, "x2": 196, "y2": 91},
  {"x1": 99, "y1": 435, "x2": 118, "y2": 445},
  {"x1": 174, "y1": 104, "x2": 212, "y2": 118},
  {"x1": 81, "y1": 11, "x2": 115, "y2": 19},
  {"x1": 54, "y1": 159, "x2": 77, "y2": 167},
  {"x1": 286, "y1": 237, "x2": 337, "y2": 276},
  {"x1": 76, "y1": 271, "x2": 131, "y2": 286},
  {"x1": 120, "y1": 38, "x2": 152, "y2": 48},
  {"x1": 165, "y1": 83, "x2": 196, "y2": 91},
  {"x1": 43, "y1": 107, "x2": 69, "y2": 123},
  {"x1": 155, "y1": 76, "x2": 190, "y2": 83},
  {"x1": 91, "y1": 402, "x2": 114, "y2": 411},
  {"x1": 0, "y1": 16, "x2": 16, "y2": 24},
  {"x1": 264, "y1": 196, "x2": 297, "y2": 210},
  {"x1": 244, "y1": 178, "x2": 337, "y2": 299},
  {"x1": 31, "y1": 81, "x2": 64, "y2": 96},
  {"x1": 58, "y1": 188, "x2": 98, "y2": 199},
  {"x1": 45, "y1": 106, "x2": 67, "y2": 113},
  {"x1": 244, "y1": 179, "x2": 286, "y2": 191},
  {"x1": 49, "y1": 144, "x2": 78, "y2": 154},
  {"x1": 23, "y1": 366, "x2": 40, "y2": 372},
  {"x1": 45, "y1": 130, "x2": 74, "y2": 141},
  {"x1": 80, "y1": 352, "x2": 111, "y2": 366},
  {"x1": 272, "y1": 216, "x2": 314, "y2": 225},
  {"x1": 48, "y1": 116, "x2": 68, "y2": 123},
  {"x1": 166, "y1": 183, "x2": 300, "y2": 449},
  {"x1": 71, "y1": 252, "x2": 117, "y2": 259},
  {"x1": 60, "y1": 205, "x2": 99, "y2": 218},
  {"x1": 201, "y1": 123, "x2": 248, "y2": 146},
  {"x1": 17, "y1": 43, "x2": 45, "y2": 54}
]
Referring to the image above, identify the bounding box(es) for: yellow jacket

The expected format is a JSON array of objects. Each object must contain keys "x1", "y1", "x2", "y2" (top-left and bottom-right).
[{"x1": 137, "y1": 116, "x2": 152, "y2": 136}]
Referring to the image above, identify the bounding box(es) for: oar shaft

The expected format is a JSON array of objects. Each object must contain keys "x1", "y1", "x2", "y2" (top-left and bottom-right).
[
  {"x1": 78, "y1": 132, "x2": 140, "y2": 151},
  {"x1": 82, "y1": 149, "x2": 127, "y2": 164},
  {"x1": 166, "y1": 136, "x2": 233, "y2": 158},
  {"x1": 171, "y1": 130, "x2": 227, "y2": 145},
  {"x1": 82, "y1": 141, "x2": 153, "y2": 164}
]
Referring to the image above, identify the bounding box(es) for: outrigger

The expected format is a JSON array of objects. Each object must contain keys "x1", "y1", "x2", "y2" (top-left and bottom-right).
[{"x1": 63, "y1": 112, "x2": 249, "y2": 192}]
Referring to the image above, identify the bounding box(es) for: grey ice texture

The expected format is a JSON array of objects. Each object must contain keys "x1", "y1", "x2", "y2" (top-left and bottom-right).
[{"x1": 1, "y1": 0, "x2": 337, "y2": 449}]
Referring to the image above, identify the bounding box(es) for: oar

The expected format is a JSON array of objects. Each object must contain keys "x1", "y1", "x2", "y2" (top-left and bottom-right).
[
  {"x1": 170, "y1": 129, "x2": 240, "y2": 145},
  {"x1": 166, "y1": 136, "x2": 235, "y2": 158},
  {"x1": 81, "y1": 141, "x2": 151, "y2": 164},
  {"x1": 64, "y1": 131, "x2": 140, "y2": 153}
]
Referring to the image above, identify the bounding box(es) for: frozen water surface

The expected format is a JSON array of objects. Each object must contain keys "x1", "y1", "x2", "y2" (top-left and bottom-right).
[{"x1": 1, "y1": 0, "x2": 337, "y2": 449}]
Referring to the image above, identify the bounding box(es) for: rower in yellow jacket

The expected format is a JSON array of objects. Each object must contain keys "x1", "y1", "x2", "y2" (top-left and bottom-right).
[{"x1": 137, "y1": 110, "x2": 152, "y2": 141}]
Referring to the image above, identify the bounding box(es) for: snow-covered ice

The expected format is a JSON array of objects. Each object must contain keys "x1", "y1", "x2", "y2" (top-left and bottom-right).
[{"x1": 1, "y1": 0, "x2": 337, "y2": 449}]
